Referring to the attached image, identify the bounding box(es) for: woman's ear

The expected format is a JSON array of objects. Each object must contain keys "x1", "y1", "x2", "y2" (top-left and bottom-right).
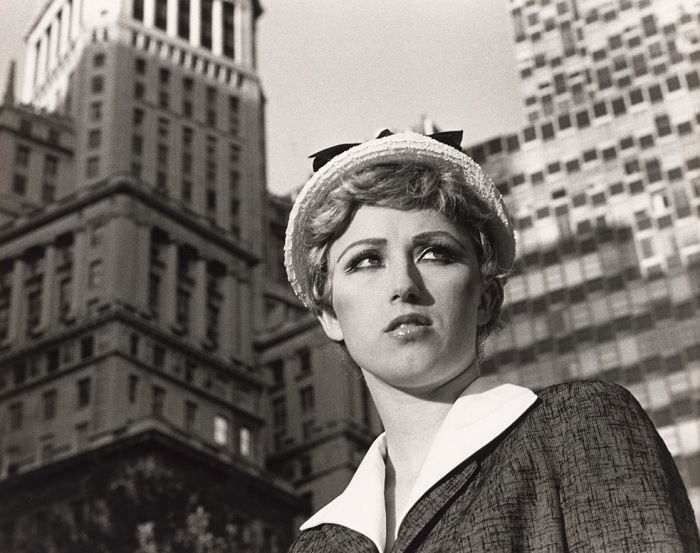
[
  {"x1": 317, "y1": 310, "x2": 344, "y2": 342},
  {"x1": 476, "y1": 281, "x2": 499, "y2": 327}
]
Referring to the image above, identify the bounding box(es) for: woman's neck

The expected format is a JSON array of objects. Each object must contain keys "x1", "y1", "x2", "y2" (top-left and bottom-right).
[{"x1": 361, "y1": 360, "x2": 480, "y2": 550}]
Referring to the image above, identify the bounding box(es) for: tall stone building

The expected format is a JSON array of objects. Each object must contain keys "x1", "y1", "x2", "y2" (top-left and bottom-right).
[
  {"x1": 464, "y1": 0, "x2": 700, "y2": 516},
  {"x1": 0, "y1": 1, "x2": 303, "y2": 551}
]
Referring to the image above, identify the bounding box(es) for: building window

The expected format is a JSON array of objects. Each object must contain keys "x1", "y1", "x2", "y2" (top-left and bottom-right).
[
  {"x1": 48, "y1": 129, "x2": 61, "y2": 146},
  {"x1": 93, "y1": 52, "x2": 105, "y2": 67},
  {"x1": 80, "y1": 335, "x2": 94, "y2": 359},
  {"x1": 41, "y1": 182, "x2": 54, "y2": 203},
  {"x1": 558, "y1": 113, "x2": 571, "y2": 131},
  {"x1": 43, "y1": 390, "x2": 57, "y2": 420},
  {"x1": 155, "y1": 0, "x2": 167, "y2": 30},
  {"x1": 9, "y1": 402, "x2": 23, "y2": 431},
  {"x1": 12, "y1": 174, "x2": 26, "y2": 195},
  {"x1": 47, "y1": 348, "x2": 60, "y2": 372},
  {"x1": 89, "y1": 101, "x2": 102, "y2": 121},
  {"x1": 239, "y1": 426, "x2": 251, "y2": 456},
  {"x1": 152, "y1": 386, "x2": 165, "y2": 417},
  {"x1": 88, "y1": 129, "x2": 101, "y2": 149},
  {"x1": 133, "y1": 107, "x2": 145, "y2": 125},
  {"x1": 300, "y1": 386, "x2": 314, "y2": 412},
  {"x1": 222, "y1": 2, "x2": 235, "y2": 58},
  {"x1": 214, "y1": 415, "x2": 229, "y2": 445},
  {"x1": 132, "y1": 0, "x2": 144, "y2": 21},
  {"x1": 178, "y1": 0, "x2": 190, "y2": 39},
  {"x1": 86, "y1": 156, "x2": 100, "y2": 178},
  {"x1": 272, "y1": 397, "x2": 287, "y2": 428},
  {"x1": 148, "y1": 273, "x2": 160, "y2": 315},
  {"x1": 19, "y1": 118, "x2": 32, "y2": 134},
  {"x1": 87, "y1": 260, "x2": 102, "y2": 290},
  {"x1": 206, "y1": 303, "x2": 219, "y2": 345},
  {"x1": 134, "y1": 81, "x2": 145, "y2": 99},
  {"x1": 206, "y1": 87, "x2": 217, "y2": 125},
  {"x1": 76, "y1": 422, "x2": 88, "y2": 450},
  {"x1": 185, "y1": 400, "x2": 197, "y2": 432},
  {"x1": 183, "y1": 99, "x2": 193, "y2": 117},
  {"x1": 575, "y1": 110, "x2": 590, "y2": 128},
  {"x1": 153, "y1": 345, "x2": 165, "y2": 368},
  {"x1": 91, "y1": 75, "x2": 104, "y2": 94},
  {"x1": 298, "y1": 348, "x2": 311, "y2": 374},
  {"x1": 173, "y1": 288, "x2": 189, "y2": 330},
  {"x1": 128, "y1": 374, "x2": 139, "y2": 403},
  {"x1": 655, "y1": 115, "x2": 672, "y2": 137},
  {"x1": 206, "y1": 189, "x2": 216, "y2": 210},
  {"x1": 58, "y1": 277, "x2": 71, "y2": 319},
  {"x1": 132, "y1": 134, "x2": 143, "y2": 155},
  {"x1": 181, "y1": 180, "x2": 192, "y2": 203},
  {"x1": 200, "y1": 0, "x2": 213, "y2": 49},
  {"x1": 592, "y1": 101, "x2": 607, "y2": 118},
  {"x1": 77, "y1": 378, "x2": 91, "y2": 408},
  {"x1": 300, "y1": 454, "x2": 311, "y2": 476},
  {"x1": 13, "y1": 362, "x2": 26, "y2": 386},
  {"x1": 26, "y1": 290, "x2": 41, "y2": 331},
  {"x1": 15, "y1": 144, "x2": 29, "y2": 167}
]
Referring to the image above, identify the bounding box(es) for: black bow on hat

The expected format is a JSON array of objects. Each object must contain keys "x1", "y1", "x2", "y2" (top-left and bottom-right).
[{"x1": 309, "y1": 129, "x2": 464, "y2": 172}]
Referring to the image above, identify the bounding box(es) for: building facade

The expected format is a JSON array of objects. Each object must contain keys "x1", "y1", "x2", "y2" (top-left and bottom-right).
[
  {"x1": 0, "y1": 1, "x2": 304, "y2": 551},
  {"x1": 463, "y1": 0, "x2": 700, "y2": 515}
]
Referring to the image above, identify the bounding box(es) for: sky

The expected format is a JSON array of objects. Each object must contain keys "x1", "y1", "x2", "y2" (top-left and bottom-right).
[{"x1": 0, "y1": 0, "x2": 524, "y2": 195}]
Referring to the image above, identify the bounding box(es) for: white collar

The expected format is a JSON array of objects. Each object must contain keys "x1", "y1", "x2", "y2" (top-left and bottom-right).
[{"x1": 299, "y1": 382, "x2": 538, "y2": 553}]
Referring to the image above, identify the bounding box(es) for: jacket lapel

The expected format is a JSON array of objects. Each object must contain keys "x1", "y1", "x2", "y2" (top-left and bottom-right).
[{"x1": 390, "y1": 459, "x2": 479, "y2": 553}]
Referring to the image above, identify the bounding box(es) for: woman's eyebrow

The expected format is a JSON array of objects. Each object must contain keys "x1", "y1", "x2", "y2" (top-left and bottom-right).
[
  {"x1": 412, "y1": 230, "x2": 467, "y2": 250},
  {"x1": 335, "y1": 238, "x2": 386, "y2": 264}
]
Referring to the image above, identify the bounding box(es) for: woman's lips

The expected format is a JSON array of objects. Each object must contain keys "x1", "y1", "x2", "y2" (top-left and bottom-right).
[
  {"x1": 384, "y1": 313, "x2": 432, "y2": 332},
  {"x1": 385, "y1": 314, "x2": 433, "y2": 340},
  {"x1": 386, "y1": 323, "x2": 434, "y2": 340}
]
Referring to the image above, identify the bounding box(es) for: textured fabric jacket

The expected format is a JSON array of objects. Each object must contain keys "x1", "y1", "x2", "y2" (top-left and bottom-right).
[{"x1": 288, "y1": 381, "x2": 699, "y2": 552}]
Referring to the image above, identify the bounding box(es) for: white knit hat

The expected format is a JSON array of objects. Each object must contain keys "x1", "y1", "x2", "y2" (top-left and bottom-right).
[{"x1": 284, "y1": 131, "x2": 515, "y2": 310}]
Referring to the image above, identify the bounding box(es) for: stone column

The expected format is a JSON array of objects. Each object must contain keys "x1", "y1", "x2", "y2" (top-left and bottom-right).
[
  {"x1": 190, "y1": 0, "x2": 201, "y2": 47},
  {"x1": 72, "y1": 0, "x2": 83, "y2": 37},
  {"x1": 36, "y1": 35, "x2": 47, "y2": 86},
  {"x1": 162, "y1": 241, "x2": 178, "y2": 326},
  {"x1": 58, "y1": 3, "x2": 70, "y2": 55},
  {"x1": 144, "y1": 0, "x2": 156, "y2": 27},
  {"x1": 192, "y1": 256, "x2": 208, "y2": 342},
  {"x1": 23, "y1": 40, "x2": 38, "y2": 95},
  {"x1": 48, "y1": 19, "x2": 59, "y2": 73},
  {"x1": 212, "y1": 0, "x2": 223, "y2": 56},
  {"x1": 221, "y1": 271, "x2": 238, "y2": 357},
  {"x1": 8, "y1": 257, "x2": 25, "y2": 343},
  {"x1": 236, "y1": 0, "x2": 248, "y2": 67},
  {"x1": 133, "y1": 224, "x2": 152, "y2": 312},
  {"x1": 40, "y1": 244, "x2": 56, "y2": 329},
  {"x1": 70, "y1": 229, "x2": 88, "y2": 318},
  {"x1": 167, "y1": 0, "x2": 178, "y2": 36},
  {"x1": 104, "y1": 218, "x2": 121, "y2": 305},
  {"x1": 239, "y1": 278, "x2": 252, "y2": 363}
]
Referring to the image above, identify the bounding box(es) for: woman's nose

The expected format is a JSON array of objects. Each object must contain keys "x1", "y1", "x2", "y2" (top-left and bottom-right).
[{"x1": 390, "y1": 259, "x2": 421, "y2": 303}]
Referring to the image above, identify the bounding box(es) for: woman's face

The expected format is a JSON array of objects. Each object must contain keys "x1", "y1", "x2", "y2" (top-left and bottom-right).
[{"x1": 318, "y1": 206, "x2": 493, "y2": 392}]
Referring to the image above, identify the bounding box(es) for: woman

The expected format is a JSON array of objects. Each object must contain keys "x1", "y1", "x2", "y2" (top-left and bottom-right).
[{"x1": 283, "y1": 131, "x2": 698, "y2": 552}]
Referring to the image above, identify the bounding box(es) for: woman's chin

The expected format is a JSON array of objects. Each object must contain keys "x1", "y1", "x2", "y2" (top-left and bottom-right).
[{"x1": 361, "y1": 357, "x2": 474, "y2": 394}]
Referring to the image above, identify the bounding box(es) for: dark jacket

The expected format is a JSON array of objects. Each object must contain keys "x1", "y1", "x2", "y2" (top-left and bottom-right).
[{"x1": 288, "y1": 381, "x2": 699, "y2": 552}]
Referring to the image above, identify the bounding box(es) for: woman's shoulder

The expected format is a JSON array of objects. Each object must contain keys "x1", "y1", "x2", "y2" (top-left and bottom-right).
[
  {"x1": 519, "y1": 379, "x2": 651, "y2": 437},
  {"x1": 535, "y1": 379, "x2": 639, "y2": 408}
]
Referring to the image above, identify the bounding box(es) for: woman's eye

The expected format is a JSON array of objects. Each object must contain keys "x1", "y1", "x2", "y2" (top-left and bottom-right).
[
  {"x1": 346, "y1": 253, "x2": 383, "y2": 272},
  {"x1": 419, "y1": 245, "x2": 453, "y2": 261}
]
